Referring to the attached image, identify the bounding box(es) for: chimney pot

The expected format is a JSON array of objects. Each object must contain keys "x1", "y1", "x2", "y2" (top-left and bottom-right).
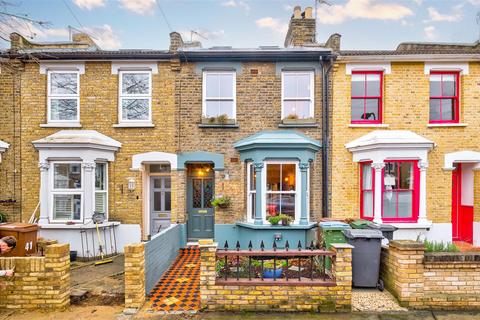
[
  {"x1": 304, "y1": 7, "x2": 313, "y2": 19},
  {"x1": 293, "y1": 6, "x2": 301, "y2": 18}
]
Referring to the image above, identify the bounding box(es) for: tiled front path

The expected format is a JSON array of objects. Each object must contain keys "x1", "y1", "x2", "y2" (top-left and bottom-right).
[
  {"x1": 453, "y1": 241, "x2": 480, "y2": 252},
  {"x1": 148, "y1": 247, "x2": 200, "y2": 313}
]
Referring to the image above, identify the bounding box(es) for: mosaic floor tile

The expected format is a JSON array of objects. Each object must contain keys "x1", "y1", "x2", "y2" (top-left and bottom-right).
[{"x1": 148, "y1": 247, "x2": 200, "y2": 313}]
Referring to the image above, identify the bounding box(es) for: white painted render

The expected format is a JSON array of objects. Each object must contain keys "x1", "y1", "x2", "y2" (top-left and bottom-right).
[
  {"x1": 39, "y1": 61, "x2": 85, "y2": 74},
  {"x1": 345, "y1": 62, "x2": 391, "y2": 75},
  {"x1": 424, "y1": 62, "x2": 469, "y2": 75}
]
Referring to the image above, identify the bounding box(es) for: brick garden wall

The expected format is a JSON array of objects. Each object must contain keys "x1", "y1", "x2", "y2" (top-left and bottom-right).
[
  {"x1": 381, "y1": 240, "x2": 480, "y2": 309},
  {"x1": 0, "y1": 243, "x2": 70, "y2": 310},
  {"x1": 330, "y1": 62, "x2": 480, "y2": 223},
  {"x1": 124, "y1": 242, "x2": 145, "y2": 309},
  {"x1": 199, "y1": 242, "x2": 352, "y2": 312}
]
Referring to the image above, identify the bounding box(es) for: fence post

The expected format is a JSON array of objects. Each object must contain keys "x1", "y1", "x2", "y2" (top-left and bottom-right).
[
  {"x1": 199, "y1": 239, "x2": 218, "y2": 310},
  {"x1": 331, "y1": 243, "x2": 353, "y2": 311},
  {"x1": 124, "y1": 243, "x2": 145, "y2": 310}
]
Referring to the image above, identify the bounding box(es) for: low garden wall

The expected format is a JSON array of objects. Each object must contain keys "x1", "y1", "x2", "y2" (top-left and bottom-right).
[
  {"x1": 0, "y1": 243, "x2": 70, "y2": 310},
  {"x1": 199, "y1": 241, "x2": 353, "y2": 312},
  {"x1": 381, "y1": 240, "x2": 480, "y2": 310}
]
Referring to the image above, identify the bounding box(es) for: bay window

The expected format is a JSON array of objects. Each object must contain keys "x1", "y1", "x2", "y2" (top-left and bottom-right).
[
  {"x1": 247, "y1": 163, "x2": 256, "y2": 221},
  {"x1": 351, "y1": 71, "x2": 382, "y2": 123},
  {"x1": 282, "y1": 71, "x2": 314, "y2": 120},
  {"x1": 47, "y1": 71, "x2": 80, "y2": 123},
  {"x1": 359, "y1": 160, "x2": 419, "y2": 222},
  {"x1": 265, "y1": 163, "x2": 297, "y2": 220},
  {"x1": 95, "y1": 163, "x2": 108, "y2": 215},
  {"x1": 203, "y1": 71, "x2": 236, "y2": 119},
  {"x1": 429, "y1": 71, "x2": 459, "y2": 123},
  {"x1": 119, "y1": 71, "x2": 152, "y2": 122},
  {"x1": 360, "y1": 162, "x2": 374, "y2": 220},
  {"x1": 51, "y1": 163, "x2": 82, "y2": 221}
]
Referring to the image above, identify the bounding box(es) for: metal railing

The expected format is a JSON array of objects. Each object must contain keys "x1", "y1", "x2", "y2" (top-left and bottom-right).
[{"x1": 215, "y1": 240, "x2": 336, "y2": 286}]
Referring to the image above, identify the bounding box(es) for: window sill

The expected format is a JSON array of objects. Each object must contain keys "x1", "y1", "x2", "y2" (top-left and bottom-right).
[
  {"x1": 198, "y1": 124, "x2": 239, "y2": 129},
  {"x1": 113, "y1": 123, "x2": 155, "y2": 128},
  {"x1": 386, "y1": 221, "x2": 433, "y2": 229},
  {"x1": 427, "y1": 123, "x2": 468, "y2": 128},
  {"x1": 236, "y1": 221, "x2": 318, "y2": 230},
  {"x1": 278, "y1": 122, "x2": 319, "y2": 128},
  {"x1": 39, "y1": 221, "x2": 120, "y2": 229},
  {"x1": 40, "y1": 123, "x2": 82, "y2": 128},
  {"x1": 349, "y1": 124, "x2": 389, "y2": 128}
]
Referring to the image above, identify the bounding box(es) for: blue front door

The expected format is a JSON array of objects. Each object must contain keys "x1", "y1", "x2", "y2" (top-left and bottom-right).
[{"x1": 187, "y1": 164, "x2": 215, "y2": 240}]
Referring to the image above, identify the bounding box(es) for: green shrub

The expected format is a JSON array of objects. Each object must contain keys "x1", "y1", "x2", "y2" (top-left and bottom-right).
[
  {"x1": 423, "y1": 239, "x2": 459, "y2": 252},
  {"x1": 0, "y1": 210, "x2": 6, "y2": 223},
  {"x1": 267, "y1": 215, "x2": 282, "y2": 225}
]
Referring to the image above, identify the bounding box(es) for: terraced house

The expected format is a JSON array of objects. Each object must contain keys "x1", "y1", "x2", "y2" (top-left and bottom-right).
[
  {"x1": 331, "y1": 41, "x2": 480, "y2": 245},
  {"x1": 0, "y1": 6, "x2": 339, "y2": 256}
]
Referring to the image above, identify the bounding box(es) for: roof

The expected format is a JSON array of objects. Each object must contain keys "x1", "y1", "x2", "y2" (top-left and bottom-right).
[
  {"x1": 340, "y1": 40, "x2": 480, "y2": 57},
  {"x1": 234, "y1": 130, "x2": 321, "y2": 149},
  {"x1": 0, "y1": 140, "x2": 9, "y2": 151},
  {"x1": 345, "y1": 130, "x2": 435, "y2": 150},
  {"x1": 32, "y1": 130, "x2": 121, "y2": 150}
]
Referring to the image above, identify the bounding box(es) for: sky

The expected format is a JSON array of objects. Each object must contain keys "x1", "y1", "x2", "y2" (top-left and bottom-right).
[{"x1": 0, "y1": 0, "x2": 479, "y2": 51}]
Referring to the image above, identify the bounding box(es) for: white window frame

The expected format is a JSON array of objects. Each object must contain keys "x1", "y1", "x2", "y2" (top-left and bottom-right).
[
  {"x1": 202, "y1": 71, "x2": 237, "y2": 120},
  {"x1": 95, "y1": 162, "x2": 108, "y2": 219},
  {"x1": 47, "y1": 70, "x2": 80, "y2": 124},
  {"x1": 118, "y1": 70, "x2": 153, "y2": 124},
  {"x1": 262, "y1": 161, "x2": 301, "y2": 224},
  {"x1": 281, "y1": 71, "x2": 314, "y2": 120},
  {"x1": 49, "y1": 161, "x2": 84, "y2": 223},
  {"x1": 246, "y1": 162, "x2": 256, "y2": 222}
]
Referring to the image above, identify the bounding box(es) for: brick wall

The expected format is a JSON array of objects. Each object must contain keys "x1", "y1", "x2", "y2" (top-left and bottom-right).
[
  {"x1": 124, "y1": 242, "x2": 145, "y2": 309},
  {"x1": 0, "y1": 243, "x2": 70, "y2": 310},
  {"x1": 199, "y1": 242, "x2": 352, "y2": 312},
  {"x1": 0, "y1": 61, "x2": 22, "y2": 222},
  {"x1": 381, "y1": 240, "x2": 480, "y2": 309},
  {"x1": 331, "y1": 62, "x2": 480, "y2": 223},
  {"x1": 177, "y1": 62, "x2": 324, "y2": 224}
]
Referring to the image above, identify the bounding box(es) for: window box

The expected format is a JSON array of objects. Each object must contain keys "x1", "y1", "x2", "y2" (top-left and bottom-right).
[
  {"x1": 201, "y1": 116, "x2": 236, "y2": 126},
  {"x1": 282, "y1": 117, "x2": 316, "y2": 125}
]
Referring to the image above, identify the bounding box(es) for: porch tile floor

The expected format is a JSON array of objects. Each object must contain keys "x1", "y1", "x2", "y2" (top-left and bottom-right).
[
  {"x1": 148, "y1": 246, "x2": 200, "y2": 313},
  {"x1": 453, "y1": 241, "x2": 480, "y2": 252}
]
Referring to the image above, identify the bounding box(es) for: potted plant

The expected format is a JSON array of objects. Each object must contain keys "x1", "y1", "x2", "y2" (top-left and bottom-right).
[
  {"x1": 282, "y1": 114, "x2": 316, "y2": 125},
  {"x1": 267, "y1": 215, "x2": 282, "y2": 225},
  {"x1": 279, "y1": 214, "x2": 293, "y2": 226},
  {"x1": 211, "y1": 195, "x2": 231, "y2": 209},
  {"x1": 262, "y1": 259, "x2": 288, "y2": 278},
  {"x1": 0, "y1": 210, "x2": 7, "y2": 223},
  {"x1": 201, "y1": 114, "x2": 236, "y2": 125}
]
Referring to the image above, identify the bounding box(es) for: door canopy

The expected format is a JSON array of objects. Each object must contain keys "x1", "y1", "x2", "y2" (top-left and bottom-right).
[{"x1": 444, "y1": 151, "x2": 480, "y2": 170}]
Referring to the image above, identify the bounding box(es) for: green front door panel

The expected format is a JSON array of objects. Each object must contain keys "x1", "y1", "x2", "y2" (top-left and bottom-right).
[{"x1": 187, "y1": 177, "x2": 214, "y2": 240}]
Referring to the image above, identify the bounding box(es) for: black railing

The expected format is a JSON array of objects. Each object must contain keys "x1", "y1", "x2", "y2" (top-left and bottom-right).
[{"x1": 215, "y1": 240, "x2": 336, "y2": 286}]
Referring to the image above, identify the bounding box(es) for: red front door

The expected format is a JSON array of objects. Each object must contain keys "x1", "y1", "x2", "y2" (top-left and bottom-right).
[{"x1": 452, "y1": 163, "x2": 474, "y2": 243}]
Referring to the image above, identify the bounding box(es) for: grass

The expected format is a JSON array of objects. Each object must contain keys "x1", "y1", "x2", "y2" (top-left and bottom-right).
[{"x1": 422, "y1": 239, "x2": 460, "y2": 253}]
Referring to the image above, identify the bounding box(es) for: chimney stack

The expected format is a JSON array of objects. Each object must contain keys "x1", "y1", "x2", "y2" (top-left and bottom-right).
[{"x1": 284, "y1": 6, "x2": 316, "y2": 48}]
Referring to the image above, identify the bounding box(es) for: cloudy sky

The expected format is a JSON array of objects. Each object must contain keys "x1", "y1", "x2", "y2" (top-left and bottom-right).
[{"x1": 0, "y1": 0, "x2": 479, "y2": 50}]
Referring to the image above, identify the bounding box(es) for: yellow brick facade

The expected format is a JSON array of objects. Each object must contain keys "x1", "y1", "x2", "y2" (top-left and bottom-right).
[
  {"x1": 331, "y1": 61, "x2": 480, "y2": 226},
  {"x1": 18, "y1": 61, "x2": 177, "y2": 236}
]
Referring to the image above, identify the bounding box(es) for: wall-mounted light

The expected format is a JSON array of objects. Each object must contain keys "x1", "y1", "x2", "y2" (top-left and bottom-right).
[{"x1": 127, "y1": 178, "x2": 136, "y2": 191}]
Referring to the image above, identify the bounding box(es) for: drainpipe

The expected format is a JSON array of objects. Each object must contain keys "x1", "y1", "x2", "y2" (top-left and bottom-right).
[{"x1": 321, "y1": 55, "x2": 335, "y2": 218}]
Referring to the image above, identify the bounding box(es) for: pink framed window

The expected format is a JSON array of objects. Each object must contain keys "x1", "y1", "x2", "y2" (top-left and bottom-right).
[
  {"x1": 351, "y1": 71, "x2": 383, "y2": 124},
  {"x1": 360, "y1": 162, "x2": 374, "y2": 220},
  {"x1": 382, "y1": 160, "x2": 419, "y2": 222},
  {"x1": 429, "y1": 71, "x2": 459, "y2": 123}
]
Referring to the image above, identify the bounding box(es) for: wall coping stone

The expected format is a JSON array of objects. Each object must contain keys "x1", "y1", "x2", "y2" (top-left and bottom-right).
[
  {"x1": 388, "y1": 240, "x2": 425, "y2": 250},
  {"x1": 331, "y1": 243, "x2": 354, "y2": 249},
  {"x1": 424, "y1": 252, "x2": 480, "y2": 263}
]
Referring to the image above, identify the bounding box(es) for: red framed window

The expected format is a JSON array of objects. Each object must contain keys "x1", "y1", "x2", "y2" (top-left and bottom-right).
[
  {"x1": 429, "y1": 71, "x2": 459, "y2": 123},
  {"x1": 351, "y1": 71, "x2": 383, "y2": 124},
  {"x1": 382, "y1": 160, "x2": 419, "y2": 222},
  {"x1": 360, "y1": 162, "x2": 374, "y2": 220}
]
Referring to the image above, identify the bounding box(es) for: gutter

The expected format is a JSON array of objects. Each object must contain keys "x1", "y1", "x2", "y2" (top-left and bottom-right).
[
  {"x1": 338, "y1": 53, "x2": 480, "y2": 63},
  {"x1": 321, "y1": 55, "x2": 335, "y2": 218}
]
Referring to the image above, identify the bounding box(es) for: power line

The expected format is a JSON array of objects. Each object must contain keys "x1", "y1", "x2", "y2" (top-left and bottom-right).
[
  {"x1": 61, "y1": 0, "x2": 85, "y2": 30},
  {"x1": 156, "y1": 0, "x2": 173, "y2": 33}
]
